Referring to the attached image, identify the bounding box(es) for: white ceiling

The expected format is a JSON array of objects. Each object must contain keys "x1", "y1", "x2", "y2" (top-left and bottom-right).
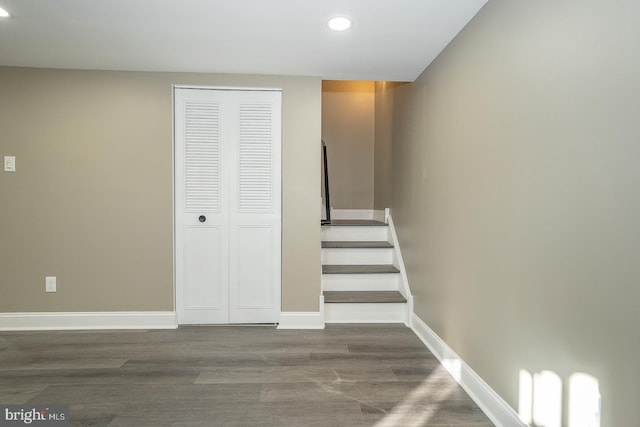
[{"x1": 0, "y1": 0, "x2": 487, "y2": 81}]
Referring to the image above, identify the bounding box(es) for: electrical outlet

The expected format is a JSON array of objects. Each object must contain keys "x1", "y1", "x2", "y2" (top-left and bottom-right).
[{"x1": 45, "y1": 276, "x2": 56, "y2": 293}]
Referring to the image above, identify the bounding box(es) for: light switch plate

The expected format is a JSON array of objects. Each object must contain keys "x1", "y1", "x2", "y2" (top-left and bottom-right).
[
  {"x1": 4, "y1": 156, "x2": 16, "y2": 172},
  {"x1": 45, "y1": 276, "x2": 56, "y2": 293}
]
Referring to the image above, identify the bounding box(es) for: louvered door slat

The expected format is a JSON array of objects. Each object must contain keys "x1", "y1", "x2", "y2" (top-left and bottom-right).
[
  {"x1": 238, "y1": 104, "x2": 272, "y2": 213},
  {"x1": 185, "y1": 101, "x2": 220, "y2": 212}
]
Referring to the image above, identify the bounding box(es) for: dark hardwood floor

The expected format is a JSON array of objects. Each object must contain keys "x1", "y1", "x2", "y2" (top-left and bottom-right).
[{"x1": 0, "y1": 324, "x2": 493, "y2": 426}]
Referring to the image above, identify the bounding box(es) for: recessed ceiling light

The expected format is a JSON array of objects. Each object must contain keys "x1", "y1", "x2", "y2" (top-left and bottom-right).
[
  {"x1": 0, "y1": 7, "x2": 9, "y2": 18},
  {"x1": 328, "y1": 16, "x2": 352, "y2": 32}
]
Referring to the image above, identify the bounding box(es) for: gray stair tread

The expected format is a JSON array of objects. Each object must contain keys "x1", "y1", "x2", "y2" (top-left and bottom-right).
[
  {"x1": 324, "y1": 220, "x2": 387, "y2": 226},
  {"x1": 323, "y1": 291, "x2": 407, "y2": 304},
  {"x1": 321, "y1": 241, "x2": 393, "y2": 249},
  {"x1": 322, "y1": 264, "x2": 400, "y2": 274}
]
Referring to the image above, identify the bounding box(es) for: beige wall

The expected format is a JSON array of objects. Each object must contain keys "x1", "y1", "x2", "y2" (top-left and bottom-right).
[
  {"x1": 322, "y1": 80, "x2": 375, "y2": 209},
  {"x1": 375, "y1": 1, "x2": 640, "y2": 425},
  {"x1": 0, "y1": 67, "x2": 321, "y2": 313},
  {"x1": 374, "y1": 81, "x2": 407, "y2": 210}
]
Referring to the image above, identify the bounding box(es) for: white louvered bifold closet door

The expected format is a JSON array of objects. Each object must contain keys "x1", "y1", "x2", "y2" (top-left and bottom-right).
[
  {"x1": 174, "y1": 88, "x2": 281, "y2": 325},
  {"x1": 229, "y1": 92, "x2": 281, "y2": 323}
]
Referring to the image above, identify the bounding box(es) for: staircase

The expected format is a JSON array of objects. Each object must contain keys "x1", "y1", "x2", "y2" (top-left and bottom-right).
[{"x1": 321, "y1": 218, "x2": 411, "y2": 324}]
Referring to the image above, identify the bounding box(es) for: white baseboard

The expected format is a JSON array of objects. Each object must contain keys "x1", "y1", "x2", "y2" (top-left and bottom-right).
[
  {"x1": 277, "y1": 312, "x2": 325, "y2": 329},
  {"x1": 278, "y1": 296, "x2": 325, "y2": 329},
  {"x1": 331, "y1": 209, "x2": 385, "y2": 220},
  {"x1": 411, "y1": 314, "x2": 526, "y2": 427},
  {"x1": 0, "y1": 311, "x2": 177, "y2": 331}
]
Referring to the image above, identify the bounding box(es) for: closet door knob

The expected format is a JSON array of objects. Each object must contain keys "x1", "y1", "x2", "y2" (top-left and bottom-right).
[{"x1": 198, "y1": 215, "x2": 206, "y2": 223}]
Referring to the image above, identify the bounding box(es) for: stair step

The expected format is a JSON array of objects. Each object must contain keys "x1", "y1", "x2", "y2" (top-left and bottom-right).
[
  {"x1": 324, "y1": 219, "x2": 387, "y2": 226},
  {"x1": 322, "y1": 226, "x2": 389, "y2": 242},
  {"x1": 322, "y1": 247, "x2": 394, "y2": 265},
  {"x1": 321, "y1": 241, "x2": 393, "y2": 249},
  {"x1": 322, "y1": 264, "x2": 399, "y2": 274},
  {"x1": 323, "y1": 291, "x2": 407, "y2": 304},
  {"x1": 322, "y1": 273, "x2": 400, "y2": 291},
  {"x1": 324, "y1": 302, "x2": 408, "y2": 324}
]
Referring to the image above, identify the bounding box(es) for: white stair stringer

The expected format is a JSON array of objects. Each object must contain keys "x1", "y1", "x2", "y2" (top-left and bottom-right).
[
  {"x1": 324, "y1": 302, "x2": 408, "y2": 324},
  {"x1": 387, "y1": 214, "x2": 414, "y2": 326}
]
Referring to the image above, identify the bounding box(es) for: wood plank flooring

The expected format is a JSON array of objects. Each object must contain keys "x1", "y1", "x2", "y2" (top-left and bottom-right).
[{"x1": 0, "y1": 325, "x2": 494, "y2": 426}]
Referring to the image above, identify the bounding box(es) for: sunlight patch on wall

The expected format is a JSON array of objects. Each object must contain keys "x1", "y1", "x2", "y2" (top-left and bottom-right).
[
  {"x1": 519, "y1": 369, "x2": 534, "y2": 424},
  {"x1": 569, "y1": 373, "x2": 601, "y2": 427},
  {"x1": 519, "y1": 369, "x2": 600, "y2": 427},
  {"x1": 533, "y1": 371, "x2": 562, "y2": 427}
]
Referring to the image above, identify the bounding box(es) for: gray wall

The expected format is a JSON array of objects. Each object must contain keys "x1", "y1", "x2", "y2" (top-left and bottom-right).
[
  {"x1": 375, "y1": 1, "x2": 640, "y2": 425},
  {"x1": 0, "y1": 67, "x2": 321, "y2": 313},
  {"x1": 322, "y1": 80, "x2": 375, "y2": 210}
]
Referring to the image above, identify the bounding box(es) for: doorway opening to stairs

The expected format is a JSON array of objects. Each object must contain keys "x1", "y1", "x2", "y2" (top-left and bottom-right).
[{"x1": 321, "y1": 80, "x2": 412, "y2": 324}]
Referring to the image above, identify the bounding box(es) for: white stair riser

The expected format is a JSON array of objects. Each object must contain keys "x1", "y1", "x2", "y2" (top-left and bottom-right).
[
  {"x1": 322, "y1": 273, "x2": 400, "y2": 291},
  {"x1": 321, "y1": 248, "x2": 394, "y2": 265},
  {"x1": 324, "y1": 303, "x2": 408, "y2": 324},
  {"x1": 321, "y1": 226, "x2": 389, "y2": 242},
  {"x1": 330, "y1": 209, "x2": 380, "y2": 220}
]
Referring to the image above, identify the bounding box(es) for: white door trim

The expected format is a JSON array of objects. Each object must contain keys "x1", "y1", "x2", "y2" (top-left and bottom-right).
[{"x1": 173, "y1": 85, "x2": 283, "y2": 92}]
